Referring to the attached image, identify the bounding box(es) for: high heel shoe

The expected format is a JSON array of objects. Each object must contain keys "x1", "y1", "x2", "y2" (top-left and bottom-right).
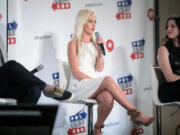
[
  {"x1": 127, "y1": 109, "x2": 140, "y2": 120},
  {"x1": 127, "y1": 109, "x2": 155, "y2": 126},
  {"x1": 93, "y1": 124, "x2": 104, "y2": 135}
]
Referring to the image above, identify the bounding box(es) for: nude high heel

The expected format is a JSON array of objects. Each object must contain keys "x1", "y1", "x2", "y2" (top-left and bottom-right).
[
  {"x1": 127, "y1": 109, "x2": 155, "y2": 127},
  {"x1": 93, "y1": 124, "x2": 104, "y2": 135}
]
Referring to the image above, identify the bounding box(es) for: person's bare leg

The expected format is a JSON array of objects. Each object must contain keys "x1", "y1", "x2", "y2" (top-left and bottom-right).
[
  {"x1": 95, "y1": 91, "x2": 114, "y2": 125},
  {"x1": 91, "y1": 76, "x2": 136, "y2": 110},
  {"x1": 91, "y1": 90, "x2": 114, "y2": 135},
  {"x1": 91, "y1": 76, "x2": 154, "y2": 126}
]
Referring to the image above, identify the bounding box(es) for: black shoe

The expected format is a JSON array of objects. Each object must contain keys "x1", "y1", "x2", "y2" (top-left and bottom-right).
[
  {"x1": 44, "y1": 88, "x2": 73, "y2": 101},
  {"x1": 54, "y1": 90, "x2": 73, "y2": 101}
]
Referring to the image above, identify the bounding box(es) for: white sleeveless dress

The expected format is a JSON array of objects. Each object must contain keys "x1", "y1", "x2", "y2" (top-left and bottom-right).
[{"x1": 68, "y1": 42, "x2": 105, "y2": 99}]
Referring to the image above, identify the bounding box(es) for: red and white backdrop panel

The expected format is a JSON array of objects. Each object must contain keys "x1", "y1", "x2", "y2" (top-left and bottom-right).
[
  {"x1": 0, "y1": 0, "x2": 7, "y2": 50},
  {"x1": 8, "y1": 0, "x2": 154, "y2": 135}
]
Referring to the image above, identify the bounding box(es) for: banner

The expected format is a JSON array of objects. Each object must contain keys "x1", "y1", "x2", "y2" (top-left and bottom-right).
[
  {"x1": 8, "y1": 0, "x2": 154, "y2": 134},
  {"x1": 0, "y1": 0, "x2": 7, "y2": 51}
]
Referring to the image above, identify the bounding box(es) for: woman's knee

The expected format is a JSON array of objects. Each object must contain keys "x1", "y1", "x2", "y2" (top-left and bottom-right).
[
  {"x1": 101, "y1": 76, "x2": 116, "y2": 89},
  {"x1": 103, "y1": 76, "x2": 114, "y2": 84}
]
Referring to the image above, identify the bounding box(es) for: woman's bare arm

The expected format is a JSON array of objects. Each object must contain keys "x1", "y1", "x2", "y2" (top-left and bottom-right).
[
  {"x1": 95, "y1": 37, "x2": 104, "y2": 72},
  {"x1": 157, "y1": 45, "x2": 180, "y2": 82},
  {"x1": 67, "y1": 40, "x2": 91, "y2": 80}
]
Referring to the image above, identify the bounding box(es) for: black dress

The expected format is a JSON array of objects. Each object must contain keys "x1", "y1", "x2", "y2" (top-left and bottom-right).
[{"x1": 158, "y1": 44, "x2": 180, "y2": 103}]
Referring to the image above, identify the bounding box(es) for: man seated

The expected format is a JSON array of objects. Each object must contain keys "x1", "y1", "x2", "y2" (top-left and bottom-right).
[{"x1": 0, "y1": 38, "x2": 72, "y2": 104}]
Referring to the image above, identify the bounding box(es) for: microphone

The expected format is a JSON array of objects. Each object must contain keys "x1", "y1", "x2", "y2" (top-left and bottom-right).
[
  {"x1": 95, "y1": 32, "x2": 106, "y2": 55},
  {"x1": 31, "y1": 64, "x2": 44, "y2": 74}
]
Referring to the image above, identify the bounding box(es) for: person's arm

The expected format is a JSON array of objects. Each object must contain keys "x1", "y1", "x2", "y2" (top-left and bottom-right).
[
  {"x1": 96, "y1": 52, "x2": 104, "y2": 72},
  {"x1": 157, "y1": 45, "x2": 180, "y2": 82},
  {"x1": 68, "y1": 40, "x2": 91, "y2": 80},
  {"x1": 95, "y1": 37, "x2": 104, "y2": 72}
]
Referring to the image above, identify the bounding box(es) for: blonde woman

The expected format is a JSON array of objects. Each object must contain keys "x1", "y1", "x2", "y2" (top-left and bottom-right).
[{"x1": 68, "y1": 9, "x2": 154, "y2": 135}]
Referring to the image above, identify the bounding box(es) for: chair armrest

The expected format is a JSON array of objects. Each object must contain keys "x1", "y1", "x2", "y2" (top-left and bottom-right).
[
  {"x1": 0, "y1": 98, "x2": 17, "y2": 105},
  {"x1": 153, "y1": 66, "x2": 165, "y2": 83},
  {"x1": 61, "y1": 98, "x2": 97, "y2": 105}
]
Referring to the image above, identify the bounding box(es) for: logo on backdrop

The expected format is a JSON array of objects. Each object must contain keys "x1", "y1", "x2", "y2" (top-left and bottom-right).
[
  {"x1": 34, "y1": 35, "x2": 52, "y2": 40},
  {"x1": 117, "y1": 74, "x2": 133, "y2": 95},
  {"x1": 116, "y1": 0, "x2": 132, "y2": 20},
  {"x1": 0, "y1": 13, "x2": 2, "y2": 21},
  {"x1": 147, "y1": 8, "x2": 154, "y2": 21},
  {"x1": 106, "y1": 39, "x2": 114, "y2": 52},
  {"x1": 52, "y1": 72, "x2": 60, "y2": 87},
  {"x1": 144, "y1": 86, "x2": 152, "y2": 92},
  {"x1": 68, "y1": 110, "x2": 87, "y2": 135},
  {"x1": 52, "y1": 0, "x2": 71, "y2": 11},
  {"x1": 131, "y1": 39, "x2": 145, "y2": 60},
  {"x1": 8, "y1": 20, "x2": 18, "y2": 45},
  {"x1": 85, "y1": 2, "x2": 103, "y2": 8},
  {"x1": 105, "y1": 122, "x2": 120, "y2": 127}
]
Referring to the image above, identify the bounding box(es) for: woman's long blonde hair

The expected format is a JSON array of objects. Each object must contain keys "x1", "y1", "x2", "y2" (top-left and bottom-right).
[{"x1": 73, "y1": 9, "x2": 97, "y2": 54}]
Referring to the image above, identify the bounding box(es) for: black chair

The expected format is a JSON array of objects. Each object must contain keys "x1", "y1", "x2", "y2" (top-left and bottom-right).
[
  {"x1": 151, "y1": 66, "x2": 180, "y2": 135},
  {"x1": 0, "y1": 105, "x2": 58, "y2": 135}
]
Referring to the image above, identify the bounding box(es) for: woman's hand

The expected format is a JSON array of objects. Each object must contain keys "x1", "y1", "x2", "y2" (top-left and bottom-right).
[
  {"x1": 95, "y1": 37, "x2": 104, "y2": 72},
  {"x1": 96, "y1": 37, "x2": 105, "y2": 56}
]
